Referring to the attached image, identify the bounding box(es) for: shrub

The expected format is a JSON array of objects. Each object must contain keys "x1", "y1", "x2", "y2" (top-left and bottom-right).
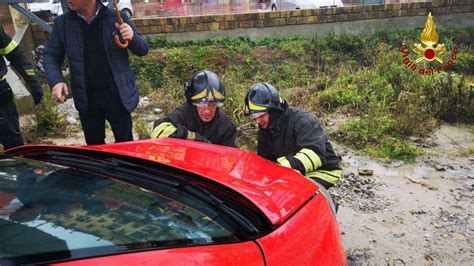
[
  {"x1": 422, "y1": 73, "x2": 473, "y2": 122},
  {"x1": 450, "y1": 50, "x2": 474, "y2": 75},
  {"x1": 368, "y1": 136, "x2": 420, "y2": 161},
  {"x1": 134, "y1": 118, "x2": 151, "y2": 140},
  {"x1": 140, "y1": 28, "x2": 473, "y2": 159},
  {"x1": 29, "y1": 88, "x2": 67, "y2": 137}
]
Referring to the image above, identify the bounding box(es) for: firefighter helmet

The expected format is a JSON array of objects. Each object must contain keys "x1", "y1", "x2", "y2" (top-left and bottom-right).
[
  {"x1": 244, "y1": 83, "x2": 286, "y2": 116},
  {"x1": 185, "y1": 70, "x2": 225, "y2": 105}
]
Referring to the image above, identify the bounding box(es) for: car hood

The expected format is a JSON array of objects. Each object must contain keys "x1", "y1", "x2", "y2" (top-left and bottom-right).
[{"x1": 6, "y1": 139, "x2": 317, "y2": 225}]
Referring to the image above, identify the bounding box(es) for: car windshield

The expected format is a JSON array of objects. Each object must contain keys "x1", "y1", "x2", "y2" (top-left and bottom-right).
[{"x1": 0, "y1": 157, "x2": 241, "y2": 264}]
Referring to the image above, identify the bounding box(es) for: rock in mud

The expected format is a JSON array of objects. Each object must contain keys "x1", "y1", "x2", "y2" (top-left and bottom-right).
[
  {"x1": 347, "y1": 247, "x2": 372, "y2": 264},
  {"x1": 433, "y1": 164, "x2": 446, "y2": 171},
  {"x1": 358, "y1": 169, "x2": 374, "y2": 176},
  {"x1": 138, "y1": 96, "x2": 151, "y2": 108},
  {"x1": 56, "y1": 98, "x2": 78, "y2": 117},
  {"x1": 333, "y1": 173, "x2": 389, "y2": 213},
  {"x1": 66, "y1": 114, "x2": 78, "y2": 125}
]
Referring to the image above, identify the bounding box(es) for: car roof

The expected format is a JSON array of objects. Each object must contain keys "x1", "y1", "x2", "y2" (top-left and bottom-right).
[{"x1": 6, "y1": 139, "x2": 317, "y2": 225}]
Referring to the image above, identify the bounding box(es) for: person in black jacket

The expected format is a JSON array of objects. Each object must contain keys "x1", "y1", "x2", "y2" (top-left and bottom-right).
[
  {"x1": 0, "y1": 26, "x2": 43, "y2": 150},
  {"x1": 244, "y1": 83, "x2": 342, "y2": 189},
  {"x1": 43, "y1": 0, "x2": 149, "y2": 145},
  {"x1": 151, "y1": 70, "x2": 236, "y2": 147}
]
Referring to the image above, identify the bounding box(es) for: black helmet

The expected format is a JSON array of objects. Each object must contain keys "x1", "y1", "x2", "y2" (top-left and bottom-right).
[
  {"x1": 185, "y1": 70, "x2": 225, "y2": 105},
  {"x1": 244, "y1": 83, "x2": 286, "y2": 116}
]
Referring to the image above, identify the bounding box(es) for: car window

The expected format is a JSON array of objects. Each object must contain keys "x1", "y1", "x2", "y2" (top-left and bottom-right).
[{"x1": 0, "y1": 158, "x2": 241, "y2": 264}]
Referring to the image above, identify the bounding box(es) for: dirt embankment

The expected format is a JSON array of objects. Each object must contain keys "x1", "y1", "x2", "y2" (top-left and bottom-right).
[{"x1": 334, "y1": 124, "x2": 473, "y2": 265}]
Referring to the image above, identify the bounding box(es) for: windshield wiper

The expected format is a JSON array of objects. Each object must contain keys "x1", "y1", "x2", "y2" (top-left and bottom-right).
[
  {"x1": 25, "y1": 150, "x2": 261, "y2": 235},
  {"x1": 181, "y1": 185, "x2": 260, "y2": 234},
  {"x1": 31, "y1": 151, "x2": 180, "y2": 190}
]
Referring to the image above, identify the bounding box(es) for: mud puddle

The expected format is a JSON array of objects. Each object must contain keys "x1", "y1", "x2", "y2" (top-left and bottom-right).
[{"x1": 333, "y1": 124, "x2": 473, "y2": 265}]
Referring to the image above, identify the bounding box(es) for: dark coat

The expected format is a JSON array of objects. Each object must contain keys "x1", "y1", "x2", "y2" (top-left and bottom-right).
[
  {"x1": 43, "y1": 5, "x2": 148, "y2": 114},
  {"x1": 1, "y1": 26, "x2": 42, "y2": 149},
  {"x1": 1, "y1": 26, "x2": 41, "y2": 104},
  {"x1": 153, "y1": 103, "x2": 237, "y2": 147},
  {"x1": 257, "y1": 107, "x2": 341, "y2": 173}
]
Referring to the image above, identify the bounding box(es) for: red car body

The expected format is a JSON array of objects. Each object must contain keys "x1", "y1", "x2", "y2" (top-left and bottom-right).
[{"x1": 7, "y1": 138, "x2": 347, "y2": 265}]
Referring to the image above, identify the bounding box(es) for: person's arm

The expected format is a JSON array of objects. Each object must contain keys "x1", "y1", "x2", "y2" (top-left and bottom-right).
[
  {"x1": 276, "y1": 112, "x2": 326, "y2": 175},
  {"x1": 151, "y1": 118, "x2": 210, "y2": 143},
  {"x1": 219, "y1": 123, "x2": 237, "y2": 147},
  {"x1": 43, "y1": 19, "x2": 69, "y2": 104},
  {"x1": 43, "y1": 18, "x2": 66, "y2": 89},
  {"x1": 118, "y1": 12, "x2": 148, "y2": 56},
  {"x1": 151, "y1": 117, "x2": 179, "y2": 138},
  {"x1": 151, "y1": 106, "x2": 210, "y2": 143},
  {"x1": 257, "y1": 132, "x2": 273, "y2": 160},
  {"x1": 1, "y1": 27, "x2": 43, "y2": 105}
]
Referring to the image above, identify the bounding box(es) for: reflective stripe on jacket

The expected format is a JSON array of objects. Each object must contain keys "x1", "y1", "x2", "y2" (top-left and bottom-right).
[
  {"x1": 1, "y1": 26, "x2": 39, "y2": 97},
  {"x1": 257, "y1": 107, "x2": 341, "y2": 179}
]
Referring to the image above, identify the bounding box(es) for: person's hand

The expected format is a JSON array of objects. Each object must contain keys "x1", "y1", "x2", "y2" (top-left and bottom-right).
[
  {"x1": 115, "y1": 22, "x2": 133, "y2": 41},
  {"x1": 30, "y1": 84, "x2": 43, "y2": 105},
  {"x1": 52, "y1": 82, "x2": 69, "y2": 104},
  {"x1": 194, "y1": 133, "x2": 211, "y2": 144}
]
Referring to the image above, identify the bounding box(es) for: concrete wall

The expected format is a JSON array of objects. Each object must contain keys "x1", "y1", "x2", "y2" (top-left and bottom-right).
[{"x1": 30, "y1": 0, "x2": 474, "y2": 44}]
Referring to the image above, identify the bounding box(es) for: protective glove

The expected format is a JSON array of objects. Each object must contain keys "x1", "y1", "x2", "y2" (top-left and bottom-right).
[
  {"x1": 194, "y1": 133, "x2": 211, "y2": 144},
  {"x1": 187, "y1": 130, "x2": 211, "y2": 143},
  {"x1": 29, "y1": 84, "x2": 44, "y2": 105}
]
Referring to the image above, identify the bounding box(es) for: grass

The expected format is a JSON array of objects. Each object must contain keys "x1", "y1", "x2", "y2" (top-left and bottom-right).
[
  {"x1": 132, "y1": 28, "x2": 474, "y2": 160},
  {"x1": 457, "y1": 146, "x2": 474, "y2": 157},
  {"x1": 29, "y1": 28, "x2": 473, "y2": 161},
  {"x1": 137, "y1": 28, "x2": 474, "y2": 160}
]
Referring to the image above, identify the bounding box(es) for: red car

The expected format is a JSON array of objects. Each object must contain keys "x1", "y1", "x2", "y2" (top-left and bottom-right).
[{"x1": 0, "y1": 138, "x2": 346, "y2": 265}]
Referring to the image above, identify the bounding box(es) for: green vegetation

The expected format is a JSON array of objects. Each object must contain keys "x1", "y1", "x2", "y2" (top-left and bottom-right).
[
  {"x1": 26, "y1": 87, "x2": 68, "y2": 140},
  {"x1": 134, "y1": 118, "x2": 151, "y2": 140},
  {"x1": 458, "y1": 146, "x2": 474, "y2": 157},
  {"x1": 129, "y1": 27, "x2": 472, "y2": 160}
]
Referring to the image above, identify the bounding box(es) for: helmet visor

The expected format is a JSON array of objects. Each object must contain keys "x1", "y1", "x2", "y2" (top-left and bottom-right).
[
  {"x1": 250, "y1": 111, "x2": 266, "y2": 119},
  {"x1": 193, "y1": 102, "x2": 223, "y2": 108}
]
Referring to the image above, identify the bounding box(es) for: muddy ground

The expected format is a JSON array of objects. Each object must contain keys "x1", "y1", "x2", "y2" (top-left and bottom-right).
[
  {"x1": 13, "y1": 98, "x2": 474, "y2": 265},
  {"x1": 334, "y1": 124, "x2": 473, "y2": 265}
]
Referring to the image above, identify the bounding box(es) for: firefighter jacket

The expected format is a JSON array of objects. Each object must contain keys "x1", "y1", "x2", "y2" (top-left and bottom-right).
[
  {"x1": 0, "y1": 26, "x2": 42, "y2": 105},
  {"x1": 152, "y1": 103, "x2": 237, "y2": 147},
  {"x1": 257, "y1": 107, "x2": 341, "y2": 183}
]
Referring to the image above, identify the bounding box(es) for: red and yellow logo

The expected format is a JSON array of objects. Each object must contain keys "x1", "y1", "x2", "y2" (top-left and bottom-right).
[{"x1": 400, "y1": 12, "x2": 458, "y2": 75}]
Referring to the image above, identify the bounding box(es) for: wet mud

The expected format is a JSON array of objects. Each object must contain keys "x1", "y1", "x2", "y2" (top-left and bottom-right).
[{"x1": 334, "y1": 124, "x2": 473, "y2": 265}]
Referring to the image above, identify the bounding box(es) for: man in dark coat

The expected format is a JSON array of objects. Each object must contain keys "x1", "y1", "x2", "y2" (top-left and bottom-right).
[
  {"x1": 43, "y1": 0, "x2": 148, "y2": 145},
  {"x1": 244, "y1": 83, "x2": 342, "y2": 189},
  {"x1": 151, "y1": 70, "x2": 236, "y2": 147},
  {"x1": 0, "y1": 26, "x2": 43, "y2": 150}
]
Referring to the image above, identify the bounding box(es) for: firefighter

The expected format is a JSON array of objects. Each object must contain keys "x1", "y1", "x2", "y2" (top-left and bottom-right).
[
  {"x1": 0, "y1": 26, "x2": 43, "y2": 150},
  {"x1": 244, "y1": 83, "x2": 342, "y2": 189},
  {"x1": 151, "y1": 70, "x2": 236, "y2": 147}
]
